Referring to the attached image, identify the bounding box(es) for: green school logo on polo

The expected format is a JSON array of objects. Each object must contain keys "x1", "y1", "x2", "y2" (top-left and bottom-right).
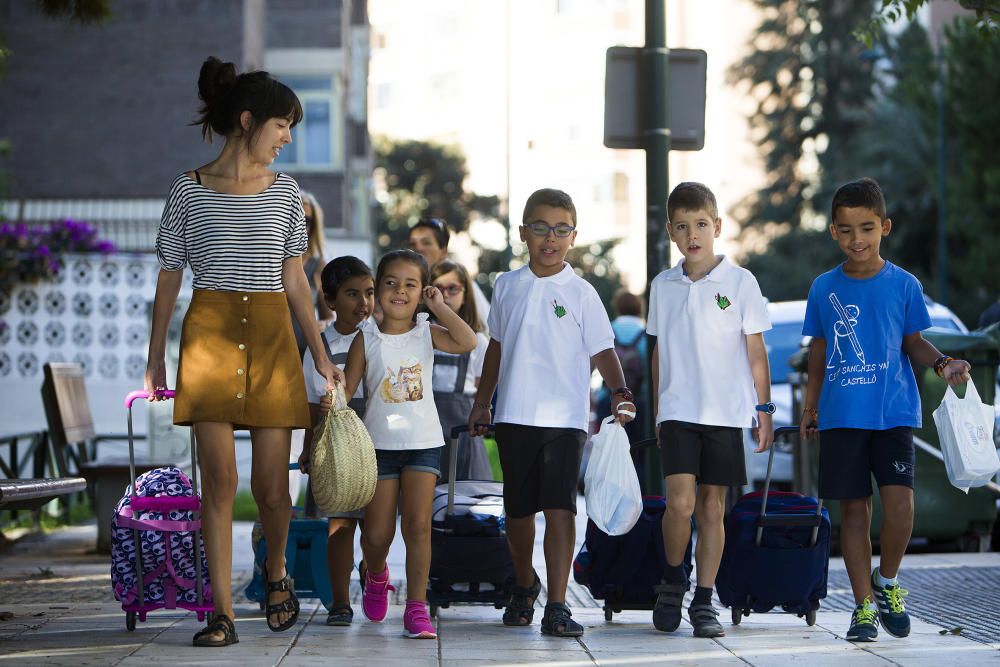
[
  {"x1": 552, "y1": 300, "x2": 567, "y2": 318},
  {"x1": 715, "y1": 293, "x2": 732, "y2": 310}
]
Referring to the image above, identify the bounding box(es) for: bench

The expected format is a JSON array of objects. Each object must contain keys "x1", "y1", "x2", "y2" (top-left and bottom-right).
[
  {"x1": 0, "y1": 477, "x2": 87, "y2": 511},
  {"x1": 41, "y1": 362, "x2": 174, "y2": 552}
]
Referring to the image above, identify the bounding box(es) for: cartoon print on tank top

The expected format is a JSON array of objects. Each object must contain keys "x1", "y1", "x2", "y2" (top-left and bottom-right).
[{"x1": 380, "y1": 357, "x2": 424, "y2": 403}]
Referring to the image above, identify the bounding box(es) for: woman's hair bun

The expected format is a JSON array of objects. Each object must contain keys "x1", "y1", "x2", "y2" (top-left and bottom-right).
[{"x1": 197, "y1": 56, "x2": 238, "y2": 106}]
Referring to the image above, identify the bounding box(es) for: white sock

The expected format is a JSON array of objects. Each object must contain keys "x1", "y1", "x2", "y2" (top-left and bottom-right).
[{"x1": 875, "y1": 567, "x2": 898, "y2": 588}]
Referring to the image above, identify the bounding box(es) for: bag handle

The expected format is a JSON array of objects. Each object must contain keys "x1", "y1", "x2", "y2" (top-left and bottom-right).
[{"x1": 329, "y1": 380, "x2": 350, "y2": 411}]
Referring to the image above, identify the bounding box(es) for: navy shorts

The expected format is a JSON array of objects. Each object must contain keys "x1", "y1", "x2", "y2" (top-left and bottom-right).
[
  {"x1": 375, "y1": 446, "x2": 443, "y2": 480},
  {"x1": 818, "y1": 427, "x2": 915, "y2": 499}
]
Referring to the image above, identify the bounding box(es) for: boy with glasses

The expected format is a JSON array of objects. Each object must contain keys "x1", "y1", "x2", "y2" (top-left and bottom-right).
[{"x1": 469, "y1": 188, "x2": 635, "y2": 637}]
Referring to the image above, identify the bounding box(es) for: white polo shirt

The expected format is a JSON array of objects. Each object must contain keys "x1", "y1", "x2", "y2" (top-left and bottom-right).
[
  {"x1": 647, "y1": 256, "x2": 770, "y2": 428},
  {"x1": 488, "y1": 263, "x2": 615, "y2": 431}
]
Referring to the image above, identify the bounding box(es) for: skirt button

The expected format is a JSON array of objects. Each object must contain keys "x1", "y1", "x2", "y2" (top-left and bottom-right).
[
  {"x1": 236, "y1": 392, "x2": 245, "y2": 399},
  {"x1": 242, "y1": 295, "x2": 249, "y2": 302},
  {"x1": 238, "y1": 343, "x2": 246, "y2": 351}
]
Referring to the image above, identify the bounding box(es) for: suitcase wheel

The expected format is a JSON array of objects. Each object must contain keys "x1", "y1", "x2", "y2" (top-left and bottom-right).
[
  {"x1": 430, "y1": 605, "x2": 439, "y2": 618},
  {"x1": 126, "y1": 612, "x2": 136, "y2": 631},
  {"x1": 806, "y1": 607, "x2": 817, "y2": 626},
  {"x1": 604, "y1": 606, "x2": 613, "y2": 622},
  {"x1": 731, "y1": 607, "x2": 744, "y2": 626}
]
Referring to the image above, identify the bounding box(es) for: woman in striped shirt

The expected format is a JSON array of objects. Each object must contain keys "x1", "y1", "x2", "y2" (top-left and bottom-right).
[{"x1": 145, "y1": 56, "x2": 342, "y2": 647}]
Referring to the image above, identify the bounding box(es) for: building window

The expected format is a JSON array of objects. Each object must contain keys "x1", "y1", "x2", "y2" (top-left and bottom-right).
[{"x1": 274, "y1": 75, "x2": 343, "y2": 171}]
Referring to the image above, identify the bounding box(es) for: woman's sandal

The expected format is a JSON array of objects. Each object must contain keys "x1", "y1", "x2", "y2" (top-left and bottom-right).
[
  {"x1": 192, "y1": 614, "x2": 239, "y2": 647},
  {"x1": 263, "y1": 559, "x2": 300, "y2": 632},
  {"x1": 502, "y1": 570, "x2": 541, "y2": 626}
]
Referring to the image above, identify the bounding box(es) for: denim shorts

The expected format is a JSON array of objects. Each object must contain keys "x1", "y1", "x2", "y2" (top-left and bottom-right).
[{"x1": 375, "y1": 446, "x2": 443, "y2": 480}]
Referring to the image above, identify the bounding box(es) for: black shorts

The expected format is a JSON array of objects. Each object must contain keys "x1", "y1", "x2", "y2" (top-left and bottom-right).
[
  {"x1": 495, "y1": 423, "x2": 586, "y2": 518},
  {"x1": 819, "y1": 427, "x2": 915, "y2": 499},
  {"x1": 658, "y1": 420, "x2": 747, "y2": 487}
]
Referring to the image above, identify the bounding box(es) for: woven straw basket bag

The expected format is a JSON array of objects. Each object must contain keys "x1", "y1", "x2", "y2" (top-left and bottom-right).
[{"x1": 310, "y1": 382, "x2": 378, "y2": 514}]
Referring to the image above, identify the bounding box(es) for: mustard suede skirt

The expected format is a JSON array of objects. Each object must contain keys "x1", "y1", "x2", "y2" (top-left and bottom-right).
[{"x1": 173, "y1": 290, "x2": 310, "y2": 429}]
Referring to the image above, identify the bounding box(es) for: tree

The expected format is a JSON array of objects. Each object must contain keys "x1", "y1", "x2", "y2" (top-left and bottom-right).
[
  {"x1": 728, "y1": 0, "x2": 881, "y2": 300},
  {"x1": 373, "y1": 137, "x2": 500, "y2": 253},
  {"x1": 374, "y1": 137, "x2": 624, "y2": 309},
  {"x1": 858, "y1": 0, "x2": 999, "y2": 45}
]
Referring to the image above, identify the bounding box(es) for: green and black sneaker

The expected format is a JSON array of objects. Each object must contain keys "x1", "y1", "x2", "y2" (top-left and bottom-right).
[
  {"x1": 846, "y1": 597, "x2": 879, "y2": 642},
  {"x1": 871, "y1": 568, "x2": 910, "y2": 638}
]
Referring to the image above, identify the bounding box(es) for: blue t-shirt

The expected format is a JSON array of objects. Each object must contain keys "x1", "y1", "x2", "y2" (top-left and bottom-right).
[{"x1": 802, "y1": 261, "x2": 931, "y2": 430}]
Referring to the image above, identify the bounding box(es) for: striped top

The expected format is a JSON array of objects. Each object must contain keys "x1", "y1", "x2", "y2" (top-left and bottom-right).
[{"x1": 155, "y1": 172, "x2": 308, "y2": 292}]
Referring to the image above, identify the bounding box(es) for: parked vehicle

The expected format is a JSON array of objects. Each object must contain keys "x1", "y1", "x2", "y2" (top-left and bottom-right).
[{"x1": 742, "y1": 297, "x2": 969, "y2": 491}]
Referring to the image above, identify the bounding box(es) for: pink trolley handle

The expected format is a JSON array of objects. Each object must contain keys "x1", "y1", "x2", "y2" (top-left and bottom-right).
[
  {"x1": 123, "y1": 387, "x2": 207, "y2": 618},
  {"x1": 125, "y1": 389, "x2": 176, "y2": 409}
]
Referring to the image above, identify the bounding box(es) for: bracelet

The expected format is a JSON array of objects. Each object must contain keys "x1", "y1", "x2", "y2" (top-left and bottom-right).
[
  {"x1": 934, "y1": 355, "x2": 955, "y2": 377},
  {"x1": 473, "y1": 401, "x2": 492, "y2": 410},
  {"x1": 803, "y1": 406, "x2": 818, "y2": 419}
]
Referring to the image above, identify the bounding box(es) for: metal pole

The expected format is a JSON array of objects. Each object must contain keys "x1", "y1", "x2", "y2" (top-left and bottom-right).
[{"x1": 642, "y1": 0, "x2": 669, "y2": 494}]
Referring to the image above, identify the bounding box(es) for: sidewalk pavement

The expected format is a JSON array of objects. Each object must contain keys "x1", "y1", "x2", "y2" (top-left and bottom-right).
[{"x1": 2, "y1": 514, "x2": 999, "y2": 665}]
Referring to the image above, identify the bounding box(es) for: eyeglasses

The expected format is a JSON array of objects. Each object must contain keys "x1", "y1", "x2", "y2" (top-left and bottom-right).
[
  {"x1": 524, "y1": 222, "x2": 575, "y2": 238},
  {"x1": 433, "y1": 283, "x2": 465, "y2": 296}
]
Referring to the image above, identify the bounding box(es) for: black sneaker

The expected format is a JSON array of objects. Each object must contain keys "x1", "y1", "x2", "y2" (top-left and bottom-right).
[
  {"x1": 688, "y1": 604, "x2": 724, "y2": 638},
  {"x1": 871, "y1": 568, "x2": 910, "y2": 638},
  {"x1": 652, "y1": 582, "x2": 687, "y2": 632},
  {"x1": 846, "y1": 598, "x2": 879, "y2": 642}
]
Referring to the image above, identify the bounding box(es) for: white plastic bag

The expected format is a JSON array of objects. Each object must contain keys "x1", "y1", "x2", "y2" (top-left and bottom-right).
[
  {"x1": 584, "y1": 416, "x2": 643, "y2": 535},
  {"x1": 932, "y1": 379, "x2": 1000, "y2": 494}
]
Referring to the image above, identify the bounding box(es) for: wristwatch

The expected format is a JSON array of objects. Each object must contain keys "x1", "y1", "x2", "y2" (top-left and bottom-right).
[
  {"x1": 612, "y1": 387, "x2": 635, "y2": 403},
  {"x1": 755, "y1": 402, "x2": 776, "y2": 414}
]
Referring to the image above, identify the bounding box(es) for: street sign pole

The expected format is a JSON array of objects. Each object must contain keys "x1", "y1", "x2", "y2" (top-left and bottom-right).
[{"x1": 643, "y1": 0, "x2": 668, "y2": 493}]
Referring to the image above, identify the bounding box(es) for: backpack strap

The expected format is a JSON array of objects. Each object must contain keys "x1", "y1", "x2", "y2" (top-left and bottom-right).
[
  {"x1": 434, "y1": 350, "x2": 471, "y2": 394},
  {"x1": 321, "y1": 331, "x2": 368, "y2": 401}
]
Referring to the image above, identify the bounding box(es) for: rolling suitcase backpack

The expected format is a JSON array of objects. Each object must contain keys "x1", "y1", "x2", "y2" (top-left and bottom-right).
[
  {"x1": 716, "y1": 427, "x2": 832, "y2": 626},
  {"x1": 427, "y1": 424, "x2": 513, "y2": 616},
  {"x1": 110, "y1": 389, "x2": 213, "y2": 630},
  {"x1": 573, "y1": 438, "x2": 692, "y2": 621}
]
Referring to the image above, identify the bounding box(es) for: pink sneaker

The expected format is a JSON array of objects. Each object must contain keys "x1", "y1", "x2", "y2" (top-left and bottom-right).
[
  {"x1": 362, "y1": 566, "x2": 396, "y2": 622},
  {"x1": 403, "y1": 600, "x2": 437, "y2": 639}
]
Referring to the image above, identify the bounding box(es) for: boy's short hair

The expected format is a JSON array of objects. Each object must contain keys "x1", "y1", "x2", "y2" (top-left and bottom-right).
[
  {"x1": 410, "y1": 217, "x2": 450, "y2": 250},
  {"x1": 375, "y1": 249, "x2": 429, "y2": 287},
  {"x1": 831, "y1": 177, "x2": 887, "y2": 222},
  {"x1": 522, "y1": 188, "x2": 577, "y2": 226},
  {"x1": 321, "y1": 256, "x2": 373, "y2": 300},
  {"x1": 667, "y1": 182, "x2": 718, "y2": 223},
  {"x1": 611, "y1": 288, "x2": 644, "y2": 318}
]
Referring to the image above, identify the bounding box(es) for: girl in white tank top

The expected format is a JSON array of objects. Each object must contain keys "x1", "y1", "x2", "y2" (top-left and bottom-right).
[{"x1": 341, "y1": 250, "x2": 477, "y2": 639}]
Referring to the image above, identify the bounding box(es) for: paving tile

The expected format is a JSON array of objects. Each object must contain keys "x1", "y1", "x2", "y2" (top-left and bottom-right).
[{"x1": 588, "y1": 648, "x2": 744, "y2": 666}]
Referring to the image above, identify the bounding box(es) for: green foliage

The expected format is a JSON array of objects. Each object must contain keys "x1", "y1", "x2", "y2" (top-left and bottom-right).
[
  {"x1": 728, "y1": 0, "x2": 880, "y2": 235},
  {"x1": 566, "y1": 239, "x2": 625, "y2": 320},
  {"x1": 374, "y1": 137, "x2": 625, "y2": 309},
  {"x1": 373, "y1": 136, "x2": 500, "y2": 253},
  {"x1": 742, "y1": 227, "x2": 843, "y2": 302},
  {"x1": 857, "y1": 0, "x2": 1000, "y2": 46}
]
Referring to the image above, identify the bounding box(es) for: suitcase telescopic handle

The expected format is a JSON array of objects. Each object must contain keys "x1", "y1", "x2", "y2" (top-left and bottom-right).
[
  {"x1": 446, "y1": 424, "x2": 495, "y2": 516},
  {"x1": 756, "y1": 426, "x2": 824, "y2": 548},
  {"x1": 124, "y1": 389, "x2": 176, "y2": 408}
]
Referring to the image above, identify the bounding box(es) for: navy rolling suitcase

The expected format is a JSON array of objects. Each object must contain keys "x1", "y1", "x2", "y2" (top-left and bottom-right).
[
  {"x1": 573, "y1": 438, "x2": 693, "y2": 621},
  {"x1": 427, "y1": 425, "x2": 513, "y2": 616},
  {"x1": 716, "y1": 427, "x2": 831, "y2": 626}
]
